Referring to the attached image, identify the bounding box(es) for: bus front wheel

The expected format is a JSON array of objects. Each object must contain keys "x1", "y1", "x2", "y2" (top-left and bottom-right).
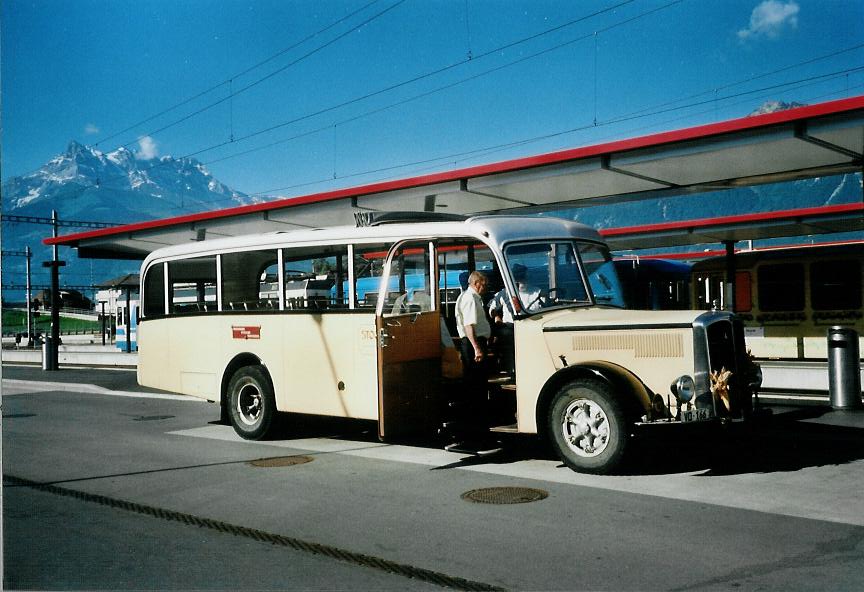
[
  {"x1": 548, "y1": 378, "x2": 629, "y2": 474},
  {"x1": 227, "y1": 365, "x2": 276, "y2": 440}
]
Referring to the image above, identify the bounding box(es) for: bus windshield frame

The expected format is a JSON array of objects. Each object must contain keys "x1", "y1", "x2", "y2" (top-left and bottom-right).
[{"x1": 502, "y1": 240, "x2": 625, "y2": 314}]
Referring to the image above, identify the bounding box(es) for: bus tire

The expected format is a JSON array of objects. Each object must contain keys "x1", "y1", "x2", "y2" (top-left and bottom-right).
[
  {"x1": 548, "y1": 378, "x2": 629, "y2": 474},
  {"x1": 227, "y1": 365, "x2": 276, "y2": 440}
]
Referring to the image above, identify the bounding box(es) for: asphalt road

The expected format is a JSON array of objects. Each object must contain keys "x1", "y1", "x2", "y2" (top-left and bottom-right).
[{"x1": 3, "y1": 365, "x2": 864, "y2": 591}]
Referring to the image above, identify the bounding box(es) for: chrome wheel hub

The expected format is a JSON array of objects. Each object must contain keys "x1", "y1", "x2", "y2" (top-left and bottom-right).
[
  {"x1": 237, "y1": 383, "x2": 262, "y2": 426},
  {"x1": 561, "y1": 398, "x2": 609, "y2": 457}
]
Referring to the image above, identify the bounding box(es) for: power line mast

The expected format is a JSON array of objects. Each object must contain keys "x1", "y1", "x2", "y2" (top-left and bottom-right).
[
  {"x1": 41, "y1": 211, "x2": 66, "y2": 370},
  {"x1": 26, "y1": 246, "x2": 32, "y2": 346}
]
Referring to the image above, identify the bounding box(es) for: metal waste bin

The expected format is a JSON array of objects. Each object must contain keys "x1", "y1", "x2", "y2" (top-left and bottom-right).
[
  {"x1": 827, "y1": 327, "x2": 861, "y2": 409},
  {"x1": 42, "y1": 336, "x2": 57, "y2": 371}
]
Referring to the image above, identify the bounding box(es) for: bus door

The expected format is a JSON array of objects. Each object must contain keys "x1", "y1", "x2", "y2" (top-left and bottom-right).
[{"x1": 376, "y1": 240, "x2": 442, "y2": 440}]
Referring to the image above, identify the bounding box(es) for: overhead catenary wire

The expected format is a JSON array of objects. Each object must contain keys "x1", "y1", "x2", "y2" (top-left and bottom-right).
[
  {"x1": 10, "y1": 0, "x2": 627, "y2": 181},
  {"x1": 182, "y1": 0, "x2": 642, "y2": 152},
  {"x1": 192, "y1": 36, "x2": 864, "y2": 197},
  {"x1": 621, "y1": 41, "x2": 864, "y2": 119},
  {"x1": 86, "y1": 0, "x2": 642, "y2": 188},
  {"x1": 239, "y1": 66, "x2": 864, "y2": 200},
  {"x1": 73, "y1": 54, "x2": 864, "y2": 214},
  {"x1": 93, "y1": 0, "x2": 383, "y2": 148},
  {"x1": 7, "y1": 2, "x2": 863, "y2": 216},
  {"x1": 52, "y1": 0, "x2": 648, "y2": 192},
  {"x1": 132, "y1": 1, "x2": 863, "y2": 191},
  {"x1": 138, "y1": 0, "x2": 635, "y2": 151},
  {"x1": 109, "y1": 56, "x2": 864, "y2": 213},
  {"x1": 120, "y1": 0, "x2": 408, "y2": 151},
  {"x1": 76, "y1": 0, "x2": 666, "y2": 190}
]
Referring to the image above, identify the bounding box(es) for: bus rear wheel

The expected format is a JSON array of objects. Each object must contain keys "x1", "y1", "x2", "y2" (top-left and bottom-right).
[
  {"x1": 227, "y1": 365, "x2": 276, "y2": 440},
  {"x1": 548, "y1": 378, "x2": 629, "y2": 474}
]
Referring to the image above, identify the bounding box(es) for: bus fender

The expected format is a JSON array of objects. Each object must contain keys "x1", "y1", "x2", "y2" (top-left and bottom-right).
[{"x1": 535, "y1": 362, "x2": 653, "y2": 442}]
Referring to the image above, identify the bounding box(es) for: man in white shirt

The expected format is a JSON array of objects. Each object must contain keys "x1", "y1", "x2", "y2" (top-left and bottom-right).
[
  {"x1": 450, "y1": 271, "x2": 492, "y2": 448},
  {"x1": 456, "y1": 271, "x2": 491, "y2": 366}
]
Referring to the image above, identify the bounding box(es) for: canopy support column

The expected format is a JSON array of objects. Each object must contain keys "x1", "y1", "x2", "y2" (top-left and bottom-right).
[{"x1": 724, "y1": 240, "x2": 736, "y2": 312}]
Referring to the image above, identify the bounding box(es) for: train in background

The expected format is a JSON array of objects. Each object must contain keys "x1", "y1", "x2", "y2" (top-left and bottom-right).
[
  {"x1": 619, "y1": 241, "x2": 863, "y2": 362},
  {"x1": 690, "y1": 241, "x2": 863, "y2": 362},
  {"x1": 613, "y1": 258, "x2": 692, "y2": 311},
  {"x1": 616, "y1": 242, "x2": 863, "y2": 398},
  {"x1": 114, "y1": 300, "x2": 138, "y2": 352}
]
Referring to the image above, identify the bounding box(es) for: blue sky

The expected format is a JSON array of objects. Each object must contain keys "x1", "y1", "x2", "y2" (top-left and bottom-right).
[{"x1": 3, "y1": 0, "x2": 863, "y2": 202}]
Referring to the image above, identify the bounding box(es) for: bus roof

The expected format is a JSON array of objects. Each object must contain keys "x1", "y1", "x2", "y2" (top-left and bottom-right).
[{"x1": 140, "y1": 215, "x2": 604, "y2": 265}]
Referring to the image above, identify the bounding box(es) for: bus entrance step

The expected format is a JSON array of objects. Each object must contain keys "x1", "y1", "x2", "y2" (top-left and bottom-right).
[
  {"x1": 444, "y1": 441, "x2": 503, "y2": 456},
  {"x1": 489, "y1": 423, "x2": 518, "y2": 434},
  {"x1": 488, "y1": 375, "x2": 513, "y2": 385}
]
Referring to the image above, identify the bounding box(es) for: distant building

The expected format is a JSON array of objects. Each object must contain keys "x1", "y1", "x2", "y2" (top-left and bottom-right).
[
  {"x1": 95, "y1": 274, "x2": 140, "y2": 318},
  {"x1": 95, "y1": 273, "x2": 140, "y2": 351},
  {"x1": 35, "y1": 288, "x2": 93, "y2": 311}
]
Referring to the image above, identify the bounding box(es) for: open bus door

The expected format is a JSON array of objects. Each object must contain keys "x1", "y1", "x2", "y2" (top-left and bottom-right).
[{"x1": 376, "y1": 240, "x2": 442, "y2": 440}]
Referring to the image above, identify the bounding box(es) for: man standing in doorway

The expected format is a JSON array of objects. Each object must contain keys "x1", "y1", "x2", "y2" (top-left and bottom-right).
[
  {"x1": 456, "y1": 271, "x2": 491, "y2": 384},
  {"x1": 450, "y1": 271, "x2": 497, "y2": 452}
]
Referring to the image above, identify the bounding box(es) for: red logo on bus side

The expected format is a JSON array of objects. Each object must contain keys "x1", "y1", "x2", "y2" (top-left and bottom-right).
[{"x1": 232, "y1": 325, "x2": 261, "y2": 340}]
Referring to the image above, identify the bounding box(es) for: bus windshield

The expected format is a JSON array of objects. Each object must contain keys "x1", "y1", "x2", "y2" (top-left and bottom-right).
[
  {"x1": 578, "y1": 243, "x2": 625, "y2": 308},
  {"x1": 503, "y1": 241, "x2": 625, "y2": 311}
]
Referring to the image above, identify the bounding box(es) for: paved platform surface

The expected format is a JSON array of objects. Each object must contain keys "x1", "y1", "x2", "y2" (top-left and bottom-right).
[
  {"x1": 5, "y1": 363, "x2": 863, "y2": 430},
  {"x1": 4, "y1": 365, "x2": 864, "y2": 590}
]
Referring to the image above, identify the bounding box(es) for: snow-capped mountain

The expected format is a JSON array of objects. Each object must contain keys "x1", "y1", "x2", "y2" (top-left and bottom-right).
[
  {"x1": 3, "y1": 140, "x2": 248, "y2": 217},
  {"x1": 748, "y1": 100, "x2": 807, "y2": 116},
  {"x1": 1, "y1": 141, "x2": 251, "y2": 300}
]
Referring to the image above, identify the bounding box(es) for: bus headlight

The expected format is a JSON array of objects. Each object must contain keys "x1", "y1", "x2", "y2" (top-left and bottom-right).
[{"x1": 672, "y1": 375, "x2": 696, "y2": 403}]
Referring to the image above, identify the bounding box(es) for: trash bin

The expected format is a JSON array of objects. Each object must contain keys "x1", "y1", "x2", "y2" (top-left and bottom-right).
[
  {"x1": 827, "y1": 327, "x2": 862, "y2": 409},
  {"x1": 42, "y1": 336, "x2": 57, "y2": 371}
]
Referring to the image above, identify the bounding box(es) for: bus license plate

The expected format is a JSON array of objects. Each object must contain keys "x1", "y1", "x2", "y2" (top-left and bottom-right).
[{"x1": 681, "y1": 408, "x2": 712, "y2": 422}]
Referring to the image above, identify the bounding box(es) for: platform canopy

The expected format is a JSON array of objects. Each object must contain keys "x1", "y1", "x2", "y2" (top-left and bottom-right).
[
  {"x1": 602, "y1": 202, "x2": 863, "y2": 251},
  {"x1": 47, "y1": 95, "x2": 864, "y2": 259}
]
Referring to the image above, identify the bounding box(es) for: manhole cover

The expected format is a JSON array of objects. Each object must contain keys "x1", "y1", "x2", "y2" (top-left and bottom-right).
[
  {"x1": 133, "y1": 415, "x2": 175, "y2": 422},
  {"x1": 461, "y1": 487, "x2": 548, "y2": 505},
  {"x1": 248, "y1": 455, "x2": 314, "y2": 468}
]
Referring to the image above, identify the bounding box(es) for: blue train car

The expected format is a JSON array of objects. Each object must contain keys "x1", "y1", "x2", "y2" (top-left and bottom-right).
[
  {"x1": 614, "y1": 258, "x2": 692, "y2": 310},
  {"x1": 115, "y1": 300, "x2": 139, "y2": 351}
]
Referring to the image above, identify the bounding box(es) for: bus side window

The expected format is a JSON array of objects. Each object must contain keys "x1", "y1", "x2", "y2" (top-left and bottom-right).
[
  {"x1": 168, "y1": 256, "x2": 217, "y2": 314},
  {"x1": 222, "y1": 250, "x2": 278, "y2": 311},
  {"x1": 142, "y1": 262, "x2": 166, "y2": 317},
  {"x1": 353, "y1": 243, "x2": 393, "y2": 309},
  {"x1": 385, "y1": 243, "x2": 432, "y2": 317},
  {"x1": 283, "y1": 246, "x2": 348, "y2": 311},
  {"x1": 437, "y1": 240, "x2": 496, "y2": 334}
]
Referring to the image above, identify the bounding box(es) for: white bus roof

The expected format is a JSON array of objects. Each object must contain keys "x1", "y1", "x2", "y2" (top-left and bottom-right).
[{"x1": 140, "y1": 215, "x2": 603, "y2": 266}]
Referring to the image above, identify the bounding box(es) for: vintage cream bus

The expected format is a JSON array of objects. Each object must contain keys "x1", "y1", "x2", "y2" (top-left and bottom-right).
[{"x1": 137, "y1": 213, "x2": 759, "y2": 473}]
